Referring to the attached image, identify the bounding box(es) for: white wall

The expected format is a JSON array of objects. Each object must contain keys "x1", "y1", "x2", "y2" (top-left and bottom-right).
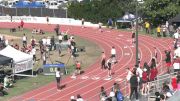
[{"x1": 0, "y1": 16, "x2": 99, "y2": 27}]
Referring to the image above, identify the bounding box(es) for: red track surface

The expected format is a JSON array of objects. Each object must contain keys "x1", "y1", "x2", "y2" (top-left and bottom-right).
[{"x1": 0, "y1": 23, "x2": 172, "y2": 101}]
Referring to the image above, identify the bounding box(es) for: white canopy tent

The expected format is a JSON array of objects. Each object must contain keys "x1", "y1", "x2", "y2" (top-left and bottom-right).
[{"x1": 0, "y1": 45, "x2": 34, "y2": 76}]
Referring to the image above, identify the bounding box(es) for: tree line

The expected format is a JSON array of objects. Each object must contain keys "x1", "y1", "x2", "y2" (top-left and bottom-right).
[{"x1": 67, "y1": 0, "x2": 180, "y2": 26}]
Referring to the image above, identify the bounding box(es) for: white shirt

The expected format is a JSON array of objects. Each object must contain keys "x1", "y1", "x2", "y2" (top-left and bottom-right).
[
  {"x1": 5, "y1": 40, "x2": 8, "y2": 46},
  {"x1": 126, "y1": 70, "x2": 132, "y2": 81},
  {"x1": 22, "y1": 36, "x2": 27, "y2": 41},
  {"x1": 46, "y1": 38, "x2": 51, "y2": 45},
  {"x1": 58, "y1": 35, "x2": 63, "y2": 40},
  {"x1": 42, "y1": 38, "x2": 47, "y2": 45},
  {"x1": 56, "y1": 71, "x2": 61, "y2": 77},
  {"x1": 77, "y1": 98, "x2": 84, "y2": 101},
  {"x1": 4, "y1": 77, "x2": 9, "y2": 88},
  {"x1": 173, "y1": 63, "x2": 180, "y2": 69},
  {"x1": 174, "y1": 32, "x2": 179, "y2": 39},
  {"x1": 111, "y1": 48, "x2": 116, "y2": 55},
  {"x1": 30, "y1": 48, "x2": 36, "y2": 55},
  {"x1": 136, "y1": 67, "x2": 143, "y2": 78}
]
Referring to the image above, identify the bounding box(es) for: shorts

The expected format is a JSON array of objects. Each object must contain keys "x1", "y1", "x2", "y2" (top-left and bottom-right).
[
  {"x1": 76, "y1": 67, "x2": 81, "y2": 70},
  {"x1": 108, "y1": 63, "x2": 111, "y2": 70},
  {"x1": 111, "y1": 54, "x2": 116, "y2": 58},
  {"x1": 23, "y1": 41, "x2": 27, "y2": 45},
  {"x1": 142, "y1": 80, "x2": 147, "y2": 84},
  {"x1": 56, "y1": 77, "x2": 60, "y2": 83}
]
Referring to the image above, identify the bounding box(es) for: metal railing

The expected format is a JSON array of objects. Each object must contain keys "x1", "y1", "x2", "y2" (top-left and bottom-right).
[{"x1": 0, "y1": 6, "x2": 66, "y2": 17}]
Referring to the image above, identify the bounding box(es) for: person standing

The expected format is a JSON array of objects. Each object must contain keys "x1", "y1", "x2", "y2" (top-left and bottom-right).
[
  {"x1": 157, "y1": 25, "x2": 161, "y2": 37},
  {"x1": 165, "y1": 50, "x2": 171, "y2": 73},
  {"x1": 106, "y1": 58, "x2": 112, "y2": 78},
  {"x1": 101, "y1": 52, "x2": 106, "y2": 70},
  {"x1": 81, "y1": 18, "x2": 85, "y2": 28},
  {"x1": 145, "y1": 21, "x2": 150, "y2": 34},
  {"x1": 46, "y1": 16, "x2": 49, "y2": 25},
  {"x1": 130, "y1": 71, "x2": 139, "y2": 100},
  {"x1": 55, "y1": 68, "x2": 61, "y2": 91},
  {"x1": 111, "y1": 46, "x2": 117, "y2": 63},
  {"x1": 132, "y1": 28, "x2": 135, "y2": 44},
  {"x1": 54, "y1": 24, "x2": 60, "y2": 36},
  {"x1": 22, "y1": 33, "x2": 27, "y2": 47},
  {"x1": 19, "y1": 19, "x2": 24, "y2": 31}
]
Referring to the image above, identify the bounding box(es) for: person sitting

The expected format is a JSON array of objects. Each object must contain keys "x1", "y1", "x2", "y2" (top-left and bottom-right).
[
  {"x1": 32, "y1": 28, "x2": 37, "y2": 34},
  {"x1": 3, "y1": 75, "x2": 12, "y2": 89},
  {"x1": 76, "y1": 94, "x2": 84, "y2": 101},
  {"x1": 0, "y1": 83, "x2": 8, "y2": 96}
]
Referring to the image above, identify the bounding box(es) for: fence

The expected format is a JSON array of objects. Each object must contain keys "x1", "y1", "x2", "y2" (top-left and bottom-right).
[{"x1": 0, "y1": 6, "x2": 66, "y2": 17}]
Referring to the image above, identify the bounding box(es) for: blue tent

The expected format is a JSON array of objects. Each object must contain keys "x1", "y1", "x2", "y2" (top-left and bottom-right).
[
  {"x1": 13, "y1": 0, "x2": 30, "y2": 8},
  {"x1": 28, "y1": 1, "x2": 46, "y2": 8}
]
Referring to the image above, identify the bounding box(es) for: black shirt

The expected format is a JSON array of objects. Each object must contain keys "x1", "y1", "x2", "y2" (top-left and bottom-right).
[{"x1": 130, "y1": 75, "x2": 138, "y2": 87}]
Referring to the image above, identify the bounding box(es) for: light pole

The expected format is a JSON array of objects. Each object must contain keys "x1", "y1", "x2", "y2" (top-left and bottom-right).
[{"x1": 135, "y1": 0, "x2": 139, "y2": 66}]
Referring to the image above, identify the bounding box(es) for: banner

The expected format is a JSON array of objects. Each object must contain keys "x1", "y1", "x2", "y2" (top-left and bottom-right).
[
  {"x1": 14, "y1": 59, "x2": 33, "y2": 73},
  {"x1": 43, "y1": 64, "x2": 65, "y2": 75}
]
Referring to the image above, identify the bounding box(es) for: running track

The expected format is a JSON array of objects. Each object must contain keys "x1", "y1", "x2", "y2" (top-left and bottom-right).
[{"x1": 0, "y1": 23, "x2": 172, "y2": 101}]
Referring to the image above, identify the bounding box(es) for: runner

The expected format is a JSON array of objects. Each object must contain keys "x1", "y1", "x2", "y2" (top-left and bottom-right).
[
  {"x1": 132, "y1": 27, "x2": 135, "y2": 44},
  {"x1": 106, "y1": 57, "x2": 112, "y2": 78},
  {"x1": 101, "y1": 52, "x2": 106, "y2": 70},
  {"x1": 154, "y1": 47, "x2": 158, "y2": 59},
  {"x1": 55, "y1": 68, "x2": 61, "y2": 91},
  {"x1": 111, "y1": 46, "x2": 117, "y2": 64},
  {"x1": 46, "y1": 16, "x2": 49, "y2": 25},
  {"x1": 75, "y1": 61, "x2": 81, "y2": 75},
  {"x1": 81, "y1": 18, "x2": 85, "y2": 28},
  {"x1": 19, "y1": 19, "x2": 24, "y2": 31},
  {"x1": 98, "y1": 22, "x2": 103, "y2": 32}
]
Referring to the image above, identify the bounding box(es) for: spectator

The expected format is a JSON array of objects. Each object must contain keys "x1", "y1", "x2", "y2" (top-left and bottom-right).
[
  {"x1": 100, "y1": 86, "x2": 107, "y2": 101},
  {"x1": 149, "y1": 66, "x2": 158, "y2": 81},
  {"x1": 155, "y1": 92, "x2": 160, "y2": 101},
  {"x1": 157, "y1": 25, "x2": 161, "y2": 37},
  {"x1": 54, "y1": 24, "x2": 60, "y2": 36},
  {"x1": 173, "y1": 56, "x2": 180, "y2": 73},
  {"x1": 30, "y1": 36, "x2": 36, "y2": 47},
  {"x1": 77, "y1": 94, "x2": 84, "y2": 101},
  {"x1": 177, "y1": 71, "x2": 180, "y2": 91},
  {"x1": 160, "y1": 94, "x2": 165, "y2": 101},
  {"x1": 165, "y1": 50, "x2": 171, "y2": 73},
  {"x1": 22, "y1": 33, "x2": 27, "y2": 47},
  {"x1": 32, "y1": 28, "x2": 37, "y2": 34},
  {"x1": 145, "y1": 21, "x2": 150, "y2": 34},
  {"x1": 109, "y1": 91, "x2": 117, "y2": 101},
  {"x1": 129, "y1": 71, "x2": 139, "y2": 100},
  {"x1": 70, "y1": 96, "x2": 76, "y2": 101},
  {"x1": 58, "y1": 34, "x2": 63, "y2": 43},
  {"x1": 50, "y1": 36, "x2": 55, "y2": 51},
  {"x1": 142, "y1": 68, "x2": 148, "y2": 95},
  {"x1": 3, "y1": 75, "x2": 13, "y2": 89}
]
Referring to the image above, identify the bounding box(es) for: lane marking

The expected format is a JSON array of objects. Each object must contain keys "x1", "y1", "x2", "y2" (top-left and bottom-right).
[{"x1": 124, "y1": 53, "x2": 130, "y2": 56}]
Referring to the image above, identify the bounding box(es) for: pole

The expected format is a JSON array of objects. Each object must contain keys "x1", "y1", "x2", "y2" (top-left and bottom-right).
[{"x1": 135, "y1": 0, "x2": 139, "y2": 66}]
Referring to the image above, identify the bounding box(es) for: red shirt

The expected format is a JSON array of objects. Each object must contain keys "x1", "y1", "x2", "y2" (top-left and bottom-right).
[
  {"x1": 150, "y1": 68, "x2": 158, "y2": 81},
  {"x1": 20, "y1": 20, "x2": 24, "y2": 26},
  {"x1": 142, "y1": 72, "x2": 148, "y2": 82}
]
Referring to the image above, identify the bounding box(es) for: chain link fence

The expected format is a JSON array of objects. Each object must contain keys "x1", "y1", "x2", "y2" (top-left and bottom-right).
[{"x1": 0, "y1": 6, "x2": 66, "y2": 17}]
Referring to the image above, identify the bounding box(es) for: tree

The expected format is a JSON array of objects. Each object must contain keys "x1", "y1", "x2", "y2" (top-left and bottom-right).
[
  {"x1": 68, "y1": 0, "x2": 136, "y2": 24},
  {"x1": 143, "y1": 0, "x2": 180, "y2": 26}
]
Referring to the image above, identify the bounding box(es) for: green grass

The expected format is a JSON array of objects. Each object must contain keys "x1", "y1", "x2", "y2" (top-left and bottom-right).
[{"x1": 0, "y1": 28, "x2": 101, "y2": 100}]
